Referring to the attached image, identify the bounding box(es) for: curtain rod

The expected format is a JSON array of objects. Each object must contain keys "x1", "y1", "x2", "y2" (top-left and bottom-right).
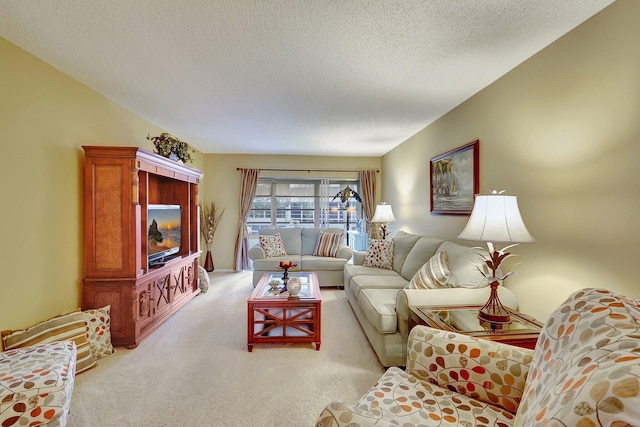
[{"x1": 236, "y1": 168, "x2": 379, "y2": 173}]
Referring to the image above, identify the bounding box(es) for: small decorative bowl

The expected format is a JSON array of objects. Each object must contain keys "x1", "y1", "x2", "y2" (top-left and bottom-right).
[{"x1": 268, "y1": 279, "x2": 281, "y2": 289}]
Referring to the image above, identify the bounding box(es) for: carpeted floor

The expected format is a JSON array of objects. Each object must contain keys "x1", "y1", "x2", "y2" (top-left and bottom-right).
[{"x1": 68, "y1": 271, "x2": 384, "y2": 426}]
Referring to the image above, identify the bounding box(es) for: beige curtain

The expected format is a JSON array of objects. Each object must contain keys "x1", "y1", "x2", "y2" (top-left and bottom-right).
[
  {"x1": 358, "y1": 169, "x2": 377, "y2": 239},
  {"x1": 234, "y1": 168, "x2": 259, "y2": 271}
]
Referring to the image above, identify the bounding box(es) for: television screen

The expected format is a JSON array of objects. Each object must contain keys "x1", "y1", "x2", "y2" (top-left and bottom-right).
[{"x1": 148, "y1": 204, "x2": 181, "y2": 263}]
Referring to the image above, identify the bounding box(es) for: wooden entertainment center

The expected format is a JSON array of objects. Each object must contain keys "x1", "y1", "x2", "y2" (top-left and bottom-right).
[{"x1": 82, "y1": 146, "x2": 203, "y2": 348}]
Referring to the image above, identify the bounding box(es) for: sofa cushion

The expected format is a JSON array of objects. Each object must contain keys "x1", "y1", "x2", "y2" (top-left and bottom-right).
[
  {"x1": 358, "y1": 289, "x2": 401, "y2": 334},
  {"x1": 438, "y1": 241, "x2": 490, "y2": 288},
  {"x1": 406, "y1": 251, "x2": 450, "y2": 289},
  {"x1": 259, "y1": 233, "x2": 287, "y2": 257},
  {"x1": 301, "y1": 227, "x2": 343, "y2": 255},
  {"x1": 350, "y1": 274, "x2": 408, "y2": 301},
  {"x1": 252, "y1": 255, "x2": 302, "y2": 272},
  {"x1": 259, "y1": 228, "x2": 302, "y2": 255},
  {"x1": 400, "y1": 236, "x2": 446, "y2": 280},
  {"x1": 313, "y1": 231, "x2": 344, "y2": 257},
  {"x1": 301, "y1": 255, "x2": 348, "y2": 271},
  {"x1": 391, "y1": 231, "x2": 422, "y2": 274},
  {"x1": 363, "y1": 239, "x2": 394, "y2": 269},
  {"x1": 344, "y1": 263, "x2": 399, "y2": 291}
]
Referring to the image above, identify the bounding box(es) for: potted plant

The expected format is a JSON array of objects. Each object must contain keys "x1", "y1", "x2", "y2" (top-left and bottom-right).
[
  {"x1": 199, "y1": 201, "x2": 225, "y2": 272},
  {"x1": 146, "y1": 132, "x2": 195, "y2": 163}
]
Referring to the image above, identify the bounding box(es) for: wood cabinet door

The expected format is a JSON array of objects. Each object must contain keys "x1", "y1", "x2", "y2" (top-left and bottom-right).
[{"x1": 152, "y1": 272, "x2": 172, "y2": 317}]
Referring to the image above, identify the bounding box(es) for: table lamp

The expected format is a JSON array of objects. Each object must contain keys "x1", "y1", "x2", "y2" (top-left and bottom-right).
[
  {"x1": 458, "y1": 191, "x2": 535, "y2": 325},
  {"x1": 371, "y1": 203, "x2": 396, "y2": 239}
]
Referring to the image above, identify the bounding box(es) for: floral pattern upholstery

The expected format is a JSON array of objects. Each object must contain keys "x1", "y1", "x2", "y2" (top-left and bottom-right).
[
  {"x1": 316, "y1": 288, "x2": 640, "y2": 427},
  {"x1": 0, "y1": 341, "x2": 76, "y2": 427},
  {"x1": 514, "y1": 288, "x2": 640, "y2": 426}
]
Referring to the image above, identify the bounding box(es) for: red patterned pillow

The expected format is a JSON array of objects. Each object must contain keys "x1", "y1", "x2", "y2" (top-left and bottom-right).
[
  {"x1": 313, "y1": 231, "x2": 343, "y2": 257},
  {"x1": 259, "y1": 233, "x2": 287, "y2": 258},
  {"x1": 363, "y1": 239, "x2": 394, "y2": 270}
]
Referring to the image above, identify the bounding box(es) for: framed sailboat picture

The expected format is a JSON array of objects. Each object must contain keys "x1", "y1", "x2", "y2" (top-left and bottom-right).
[{"x1": 430, "y1": 140, "x2": 479, "y2": 215}]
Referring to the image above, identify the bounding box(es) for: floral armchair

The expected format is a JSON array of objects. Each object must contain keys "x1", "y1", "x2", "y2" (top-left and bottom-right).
[{"x1": 316, "y1": 288, "x2": 640, "y2": 426}]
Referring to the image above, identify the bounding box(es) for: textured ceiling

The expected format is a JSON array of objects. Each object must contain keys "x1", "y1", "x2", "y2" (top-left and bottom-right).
[{"x1": 1, "y1": 1, "x2": 614, "y2": 156}]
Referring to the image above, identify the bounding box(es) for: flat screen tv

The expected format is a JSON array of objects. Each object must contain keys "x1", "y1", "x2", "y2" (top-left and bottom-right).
[{"x1": 148, "y1": 204, "x2": 181, "y2": 266}]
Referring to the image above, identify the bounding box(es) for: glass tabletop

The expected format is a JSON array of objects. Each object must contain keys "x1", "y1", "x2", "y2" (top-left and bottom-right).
[
  {"x1": 257, "y1": 272, "x2": 317, "y2": 299},
  {"x1": 413, "y1": 305, "x2": 542, "y2": 334}
]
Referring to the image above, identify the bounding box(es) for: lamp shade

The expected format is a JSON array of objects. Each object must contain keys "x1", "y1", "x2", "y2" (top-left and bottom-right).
[
  {"x1": 458, "y1": 193, "x2": 535, "y2": 244},
  {"x1": 371, "y1": 203, "x2": 396, "y2": 223}
]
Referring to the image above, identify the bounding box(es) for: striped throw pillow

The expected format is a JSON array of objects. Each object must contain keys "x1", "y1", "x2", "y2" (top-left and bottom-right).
[
  {"x1": 407, "y1": 251, "x2": 450, "y2": 289},
  {"x1": 2, "y1": 310, "x2": 97, "y2": 374},
  {"x1": 313, "y1": 231, "x2": 344, "y2": 257}
]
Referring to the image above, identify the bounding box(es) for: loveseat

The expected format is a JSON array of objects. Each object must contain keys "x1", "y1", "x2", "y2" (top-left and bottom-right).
[
  {"x1": 317, "y1": 288, "x2": 640, "y2": 426},
  {"x1": 344, "y1": 231, "x2": 517, "y2": 367},
  {"x1": 249, "y1": 227, "x2": 353, "y2": 287}
]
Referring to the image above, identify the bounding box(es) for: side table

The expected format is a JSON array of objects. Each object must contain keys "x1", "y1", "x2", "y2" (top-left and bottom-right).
[{"x1": 409, "y1": 305, "x2": 543, "y2": 349}]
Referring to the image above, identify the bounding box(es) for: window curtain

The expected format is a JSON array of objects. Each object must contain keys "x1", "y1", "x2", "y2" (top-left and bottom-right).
[
  {"x1": 358, "y1": 169, "x2": 377, "y2": 238},
  {"x1": 234, "y1": 168, "x2": 259, "y2": 271},
  {"x1": 319, "y1": 178, "x2": 330, "y2": 228}
]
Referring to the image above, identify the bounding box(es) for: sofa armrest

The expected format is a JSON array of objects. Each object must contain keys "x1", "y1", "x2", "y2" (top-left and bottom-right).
[
  {"x1": 248, "y1": 245, "x2": 266, "y2": 261},
  {"x1": 396, "y1": 287, "x2": 518, "y2": 342},
  {"x1": 335, "y1": 244, "x2": 353, "y2": 260},
  {"x1": 407, "y1": 325, "x2": 533, "y2": 414},
  {"x1": 352, "y1": 250, "x2": 366, "y2": 265}
]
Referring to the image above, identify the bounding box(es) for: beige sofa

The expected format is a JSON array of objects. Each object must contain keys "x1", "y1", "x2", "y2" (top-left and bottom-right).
[
  {"x1": 317, "y1": 288, "x2": 640, "y2": 426},
  {"x1": 248, "y1": 227, "x2": 353, "y2": 287},
  {"x1": 344, "y1": 231, "x2": 517, "y2": 367}
]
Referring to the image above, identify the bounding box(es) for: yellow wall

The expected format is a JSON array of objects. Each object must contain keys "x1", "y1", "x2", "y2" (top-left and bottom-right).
[
  {"x1": 200, "y1": 154, "x2": 381, "y2": 271},
  {"x1": 382, "y1": 0, "x2": 640, "y2": 320},
  {"x1": 0, "y1": 37, "x2": 204, "y2": 334}
]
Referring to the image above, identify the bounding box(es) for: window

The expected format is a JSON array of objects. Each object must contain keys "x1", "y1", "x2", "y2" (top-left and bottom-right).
[{"x1": 247, "y1": 179, "x2": 361, "y2": 237}]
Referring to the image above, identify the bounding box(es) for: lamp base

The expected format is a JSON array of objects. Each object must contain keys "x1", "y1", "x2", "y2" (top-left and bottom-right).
[{"x1": 478, "y1": 280, "x2": 511, "y2": 327}]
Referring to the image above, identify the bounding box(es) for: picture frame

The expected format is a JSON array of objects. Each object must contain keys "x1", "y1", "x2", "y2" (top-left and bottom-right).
[{"x1": 430, "y1": 139, "x2": 479, "y2": 215}]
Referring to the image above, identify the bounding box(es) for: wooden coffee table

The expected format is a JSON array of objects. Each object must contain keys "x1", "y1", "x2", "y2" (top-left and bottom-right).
[
  {"x1": 247, "y1": 272, "x2": 321, "y2": 352},
  {"x1": 409, "y1": 304, "x2": 543, "y2": 349}
]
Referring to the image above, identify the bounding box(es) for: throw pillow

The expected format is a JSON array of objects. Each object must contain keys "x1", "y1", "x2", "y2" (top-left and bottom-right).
[
  {"x1": 313, "y1": 231, "x2": 343, "y2": 257},
  {"x1": 2, "y1": 310, "x2": 97, "y2": 374},
  {"x1": 82, "y1": 305, "x2": 115, "y2": 360},
  {"x1": 259, "y1": 233, "x2": 287, "y2": 258},
  {"x1": 407, "y1": 251, "x2": 450, "y2": 289},
  {"x1": 363, "y1": 239, "x2": 394, "y2": 270}
]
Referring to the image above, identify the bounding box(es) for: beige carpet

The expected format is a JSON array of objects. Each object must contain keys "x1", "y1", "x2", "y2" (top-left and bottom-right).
[{"x1": 68, "y1": 271, "x2": 384, "y2": 426}]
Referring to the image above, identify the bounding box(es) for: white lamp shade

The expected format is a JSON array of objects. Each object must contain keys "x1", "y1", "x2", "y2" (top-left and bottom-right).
[
  {"x1": 458, "y1": 194, "x2": 535, "y2": 243},
  {"x1": 371, "y1": 203, "x2": 396, "y2": 223}
]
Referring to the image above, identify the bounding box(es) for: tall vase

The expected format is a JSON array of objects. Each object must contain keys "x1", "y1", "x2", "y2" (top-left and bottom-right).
[{"x1": 204, "y1": 244, "x2": 214, "y2": 272}]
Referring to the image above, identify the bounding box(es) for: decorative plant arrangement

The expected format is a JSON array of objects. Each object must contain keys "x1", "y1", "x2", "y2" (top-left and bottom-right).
[
  {"x1": 146, "y1": 132, "x2": 195, "y2": 163},
  {"x1": 477, "y1": 242, "x2": 519, "y2": 283},
  {"x1": 199, "y1": 201, "x2": 225, "y2": 271}
]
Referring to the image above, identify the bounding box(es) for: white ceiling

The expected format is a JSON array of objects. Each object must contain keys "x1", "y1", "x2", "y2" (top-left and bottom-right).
[{"x1": 2, "y1": 1, "x2": 614, "y2": 156}]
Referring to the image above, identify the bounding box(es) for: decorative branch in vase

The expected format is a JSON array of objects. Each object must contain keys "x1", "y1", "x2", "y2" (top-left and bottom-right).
[{"x1": 199, "y1": 201, "x2": 225, "y2": 272}]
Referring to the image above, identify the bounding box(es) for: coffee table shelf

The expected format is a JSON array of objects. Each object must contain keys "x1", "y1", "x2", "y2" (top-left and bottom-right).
[{"x1": 247, "y1": 272, "x2": 321, "y2": 352}]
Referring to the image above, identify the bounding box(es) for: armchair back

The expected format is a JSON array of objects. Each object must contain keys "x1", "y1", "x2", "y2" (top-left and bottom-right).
[{"x1": 515, "y1": 288, "x2": 640, "y2": 425}]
